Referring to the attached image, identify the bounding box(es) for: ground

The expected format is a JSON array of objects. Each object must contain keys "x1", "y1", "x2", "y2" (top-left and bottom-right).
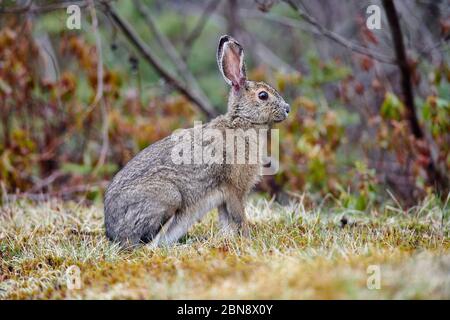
[{"x1": 0, "y1": 194, "x2": 449, "y2": 299}]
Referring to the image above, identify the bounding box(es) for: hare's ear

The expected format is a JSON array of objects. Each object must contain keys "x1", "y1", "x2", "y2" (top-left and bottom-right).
[{"x1": 217, "y1": 35, "x2": 247, "y2": 90}]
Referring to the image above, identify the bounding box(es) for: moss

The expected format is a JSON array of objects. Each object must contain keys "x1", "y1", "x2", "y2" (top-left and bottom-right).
[{"x1": 0, "y1": 196, "x2": 449, "y2": 299}]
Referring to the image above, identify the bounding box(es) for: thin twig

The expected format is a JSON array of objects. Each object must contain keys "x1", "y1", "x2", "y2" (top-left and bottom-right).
[
  {"x1": 0, "y1": 0, "x2": 32, "y2": 13},
  {"x1": 382, "y1": 0, "x2": 448, "y2": 193},
  {"x1": 283, "y1": 0, "x2": 396, "y2": 64},
  {"x1": 0, "y1": 0, "x2": 113, "y2": 14},
  {"x1": 182, "y1": 0, "x2": 222, "y2": 60},
  {"x1": 4, "y1": 181, "x2": 110, "y2": 201},
  {"x1": 29, "y1": 170, "x2": 65, "y2": 193},
  {"x1": 197, "y1": 5, "x2": 297, "y2": 74},
  {"x1": 245, "y1": 31, "x2": 298, "y2": 73},
  {"x1": 240, "y1": 8, "x2": 320, "y2": 33},
  {"x1": 89, "y1": 0, "x2": 104, "y2": 108},
  {"x1": 94, "y1": 100, "x2": 110, "y2": 173},
  {"x1": 132, "y1": 0, "x2": 212, "y2": 110},
  {"x1": 133, "y1": 0, "x2": 189, "y2": 80},
  {"x1": 87, "y1": 0, "x2": 109, "y2": 173},
  {"x1": 418, "y1": 37, "x2": 450, "y2": 60},
  {"x1": 102, "y1": 1, "x2": 218, "y2": 118}
]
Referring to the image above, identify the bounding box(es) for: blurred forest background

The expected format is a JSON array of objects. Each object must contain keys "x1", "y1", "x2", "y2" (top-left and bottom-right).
[{"x1": 0, "y1": 0, "x2": 449, "y2": 208}]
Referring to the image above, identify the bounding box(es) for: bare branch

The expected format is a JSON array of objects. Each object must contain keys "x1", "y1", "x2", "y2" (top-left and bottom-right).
[
  {"x1": 382, "y1": 0, "x2": 448, "y2": 193},
  {"x1": 29, "y1": 170, "x2": 65, "y2": 193},
  {"x1": 240, "y1": 30, "x2": 298, "y2": 74},
  {"x1": 2, "y1": 0, "x2": 218, "y2": 118},
  {"x1": 418, "y1": 37, "x2": 450, "y2": 61},
  {"x1": 0, "y1": 0, "x2": 32, "y2": 13},
  {"x1": 89, "y1": 0, "x2": 104, "y2": 107},
  {"x1": 132, "y1": 0, "x2": 213, "y2": 112},
  {"x1": 182, "y1": 0, "x2": 222, "y2": 59},
  {"x1": 382, "y1": 0, "x2": 422, "y2": 138},
  {"x1": 102, "y1": 2, "x2": 218, "y2": 119},
  {"x1": 241, "y1": 8, "x2": 320, "y2": 33},
  {"x1": 0, "y1": 0, "x2": 113, "y2": 14},
  {"x1": 133, "y1": 0, "x2": 188, "y2": 80},
  {"x1": 283, "y1": 0, "x2": 397, "y2": 64},
  {"x1": 88, "y1": 0, "x2": 109, "y2": 173},
  {"x1": 192, "y1": 8, "x2": 297, "y2": 74},
  {"x1": 4, "y1": 181, "x2": 110, "y2": 201}
]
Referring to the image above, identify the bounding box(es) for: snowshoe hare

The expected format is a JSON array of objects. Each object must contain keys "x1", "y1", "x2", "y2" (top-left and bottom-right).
[{"x1": 104, "y1": 35, "x2": 290, "y2": 248}]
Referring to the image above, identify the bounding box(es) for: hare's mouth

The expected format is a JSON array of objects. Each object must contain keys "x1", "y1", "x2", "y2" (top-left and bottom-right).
[
  {"x1": 273, "y1": 113, "x2": 288, "y2": 123},
  {"x1": 273, "y1": 104, "x2": 290, "y2": 123}
]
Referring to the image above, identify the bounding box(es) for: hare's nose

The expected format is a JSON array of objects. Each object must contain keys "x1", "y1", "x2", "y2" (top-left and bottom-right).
[{"x1": 284, "y1": 103, "x2": 290, "y2": 114}]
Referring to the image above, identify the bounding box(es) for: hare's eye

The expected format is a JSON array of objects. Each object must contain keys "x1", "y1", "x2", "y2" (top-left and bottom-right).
[{"x1": 258, "y1": 91, "x2": 269, "y2": 100}]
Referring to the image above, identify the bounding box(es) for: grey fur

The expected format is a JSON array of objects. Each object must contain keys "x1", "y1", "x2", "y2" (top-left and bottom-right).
[{"x1": 104, "y1": 35, "x2": 290, "y2": 248}]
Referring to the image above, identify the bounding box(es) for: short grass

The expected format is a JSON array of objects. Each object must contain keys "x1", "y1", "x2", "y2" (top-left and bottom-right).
[{"x1": 0, "y1": 194, "x2": 449, "y2": 299}]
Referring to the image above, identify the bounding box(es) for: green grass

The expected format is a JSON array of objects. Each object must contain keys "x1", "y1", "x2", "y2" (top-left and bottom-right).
[{"x1": 0, "y1": 195, "x2": 449, "y2": 299}]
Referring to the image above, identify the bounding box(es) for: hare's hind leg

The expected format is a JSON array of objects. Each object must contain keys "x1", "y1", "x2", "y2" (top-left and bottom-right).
[
  {"x1": 110, "y1": 197, "x2": 178, "y2": 248},
  {"x1": 137, "y1": 201, "x2": 177, "y2": 244},
  {"x1": 109, "y1": 184, "x2": 182, "y2": 247}
]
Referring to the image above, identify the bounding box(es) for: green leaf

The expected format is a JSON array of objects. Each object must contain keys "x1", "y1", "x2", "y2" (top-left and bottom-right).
[
  {"x1": 61, "y1": 163, "x2": 92, "y2": 175},
  {"x1": 381, "y1": 92, "x2": 404, "y2": 120}
]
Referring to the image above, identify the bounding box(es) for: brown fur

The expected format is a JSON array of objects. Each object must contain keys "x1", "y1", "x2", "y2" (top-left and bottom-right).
[{"x1": 104, "y1": 35, "x2": 290, "y2": 248}]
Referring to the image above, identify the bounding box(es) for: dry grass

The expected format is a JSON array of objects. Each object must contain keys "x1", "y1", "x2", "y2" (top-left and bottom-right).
[{"x1": 0, "y1": 194, "x2": 449, "y2": 299}]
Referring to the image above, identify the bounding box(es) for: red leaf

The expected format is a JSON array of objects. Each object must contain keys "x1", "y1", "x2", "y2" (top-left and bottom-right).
[
  {"x1": 360, "y1": 56, "x2": 374, "y2": 72},
  {"x1": 362, "y1": 29, "x2": 379, "y2": 45}
]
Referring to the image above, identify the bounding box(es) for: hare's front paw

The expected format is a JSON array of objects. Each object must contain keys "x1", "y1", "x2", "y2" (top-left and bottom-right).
[
  {"x1": 218, "y1": 221, "x2": 250, "y2": 238},
  {"x1": 218, "y1": 223, "x2": 238, "y2": 238},
  {"x1": 239, "y1": 222, "x2": 251, "y2": 238}
]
